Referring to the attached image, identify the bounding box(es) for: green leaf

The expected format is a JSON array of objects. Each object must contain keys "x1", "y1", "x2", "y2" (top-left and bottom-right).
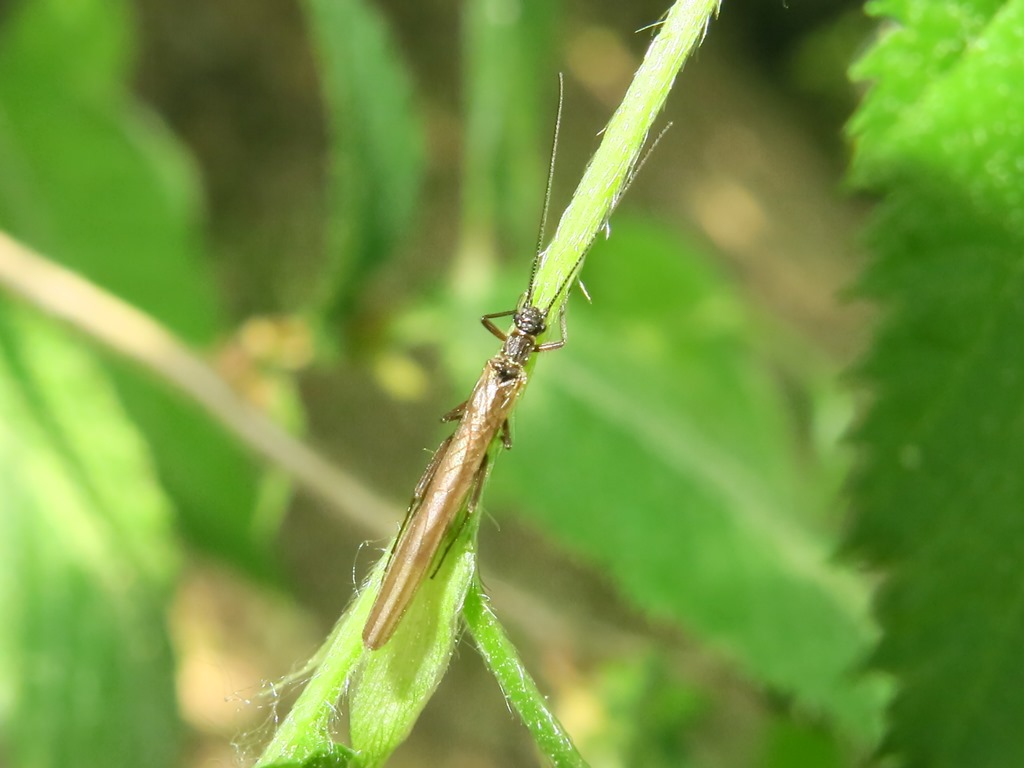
[
  {"x1": 255, "y1": 580, "x2": 370, "y2": 768},
  {"x1": 847, "y1": 1, "x2": 1024, "y2": 766},
  {"x1": 0, "y1": 0, "x2": 272, "y2": 573},
  {"x1": 303, "y1": 0, "x2": 424, "y2": 327},
  {"x1": 258, "y1": 539, "x2": 474, "y2": 767},
  {"x1": 0, "y1": 305, "x2": 180, "y2": 768},
  {"x1": 349, "y1": 545, "x2": 476, "y2": 766},
  {"x1": 259, "y1": 752, "x2": 356, "y2": 768},
  {"x1": 848, "y1": 0, "x2": 1007, "y2": 185},
  {"x1": 0, "y1": 0, "x2": 211, "y2": 339},
  {"x1": 757, "y1": 719, "x2": 848, "y2": 768},
  {"x1": 589, "y1": 655, "x2": 703, "y2": 768},
  {"x1": 487, "y1": 220, "x2": 885, "y2": 742}
]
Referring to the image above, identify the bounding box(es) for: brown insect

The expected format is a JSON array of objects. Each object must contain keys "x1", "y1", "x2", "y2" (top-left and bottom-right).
[
  {"x1": 361, "y1": 76, "x2": 667, "y2": 649},
  {"x1": 361, "y1": 302, "x2": 566, "y2": 650}
]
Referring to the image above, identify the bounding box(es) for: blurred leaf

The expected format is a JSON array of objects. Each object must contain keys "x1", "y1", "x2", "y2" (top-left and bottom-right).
[
  {"x1": 846, "y1": 1, "x2": 1024, "y2": 766},
  {"x1": 0, "y1": 0, "x2": 210, "y2": 338},
  {"x1": 757, "y1": 719, "x2": 846, "y2": 768},
  {"x1": 0, "y1": 305, "x2": 179, "y2": 768},
  {"x1": 303, "y1": 0, "x2": 424, "y2": 328},
  {"x1": 0, "y1": 0, "x2": 272, "y2": 573},
  {"x1": 459, "y1": 0, "x2": 559, "y2": 261},
  {"x1": 786, "y1": 9, "x2": 869, "y2": 132},
  {"x1": 259, "y1": 753, "x2": 354, "y2": 768},
  {"x1": 473, "y1": 219, "x2": 886, "y2": 742},
  {"x1": 584, "y1": 654, "x2": 702, "y2": 768},
  {"x1": 847, "y1": 0, "x2": 1008, "y2": 186}
]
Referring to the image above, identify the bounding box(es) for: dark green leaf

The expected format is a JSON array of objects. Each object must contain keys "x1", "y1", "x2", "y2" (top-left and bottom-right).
[
  {"x1": 847, "y1": 1, "x2": 1024, "y2": 765},
  {"x1": 582, "y1": 653, "x2": 701, "y2": 768},
  {"x1": 460, "y1": 0, "x2": 559, "y2": 257},
  {"x1": 757, "y1": 719, "x2": 847, "y2": 768},
  {"x1": 0, "y1": 306, "x2": 179, "y2": 768},
  {"x1": 0, "y1": 0, "x2": 272, "y2": 573},
  {"x1": 303, "y1": 0, "x2": 424, "y2": 326}
]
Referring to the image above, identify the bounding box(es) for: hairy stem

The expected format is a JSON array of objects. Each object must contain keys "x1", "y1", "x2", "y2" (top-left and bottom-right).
[{"x1": 530, "y1": 0, "x2": 721, "y2": 327}]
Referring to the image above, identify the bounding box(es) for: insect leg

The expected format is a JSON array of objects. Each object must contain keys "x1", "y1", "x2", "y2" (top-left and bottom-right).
[
  {"x1": 481, "y1": 310, "x2": 515, "y2": 341},
  {"x1": 536, "y1": 302, "x2": 568, "y2": 351},
  {"x1": 441, "y1": 400, "x2": 467, "y2": 422}
]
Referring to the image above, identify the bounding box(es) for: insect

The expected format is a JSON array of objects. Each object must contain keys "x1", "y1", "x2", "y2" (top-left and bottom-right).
[
  {"x1": 362, "y1": 78, "x2": 666, "y2": 650},
  {"x1": 361, "y1": 298, "x2": 568, "y2": 649}
]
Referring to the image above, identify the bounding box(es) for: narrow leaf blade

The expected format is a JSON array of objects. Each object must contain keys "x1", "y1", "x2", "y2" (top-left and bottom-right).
[{"x1": 303, "y1": 0, "x2": 424, "y2": 325}]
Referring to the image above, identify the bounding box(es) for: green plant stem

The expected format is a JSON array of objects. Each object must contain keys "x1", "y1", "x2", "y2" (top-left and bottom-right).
[
  {"x1": 463, "y1": 582, "x2": 588, "y2": 768},
  {"x1": 529, "y1": 0, "x2": 721, "y2": 324},
  {"x1": 461, "y1": 3, "x2": 721, "y2": 761},
  {"x1": 258, "y1": 3, "x2": 722, "y2": 764}
]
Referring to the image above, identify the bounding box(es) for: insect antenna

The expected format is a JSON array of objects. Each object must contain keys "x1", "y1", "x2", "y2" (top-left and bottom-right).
[
  {"x1": 603, "y1": 122, "x2": 672, "y2": 232},
  {"x1": 524, "y1": 73, "x2": 564, "y2": 309},
  {"x1": 540, "y1": 122, "x2": 672, "y2": 321}
]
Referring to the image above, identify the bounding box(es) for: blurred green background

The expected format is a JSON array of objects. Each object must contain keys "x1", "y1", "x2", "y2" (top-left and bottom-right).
[{"x1": 0, "y1": 0, "x2": 885, "y2": 766}]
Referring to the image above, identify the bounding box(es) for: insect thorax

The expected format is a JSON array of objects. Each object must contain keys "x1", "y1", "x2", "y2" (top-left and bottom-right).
[{"x1": 492, "y1": 330, "x2": 536, "y2": 380}]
